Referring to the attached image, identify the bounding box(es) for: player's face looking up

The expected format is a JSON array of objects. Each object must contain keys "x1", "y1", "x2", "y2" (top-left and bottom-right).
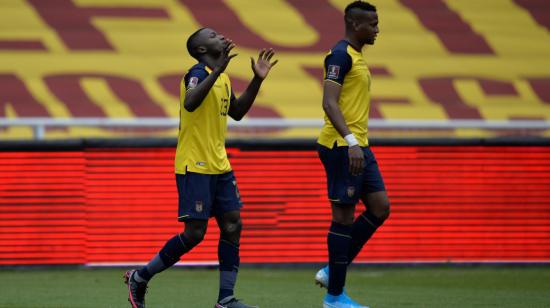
[{"x1": 194, "y1": 28, "x2": 228, "y2": 57}]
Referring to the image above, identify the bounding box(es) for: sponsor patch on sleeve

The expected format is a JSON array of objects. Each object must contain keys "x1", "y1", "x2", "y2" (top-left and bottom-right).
[
  {"x1": 327, "y1": 65, "x2": 340, "y2": 79},
  {"x1": 187, "y1": 76, "x2": 199, "y2": 90}
]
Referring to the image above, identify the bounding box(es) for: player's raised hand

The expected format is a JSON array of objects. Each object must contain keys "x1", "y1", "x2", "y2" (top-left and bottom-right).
[
  {"x1": 214, "y1": 39, "x2": 238, "y2": 74},
  {"x1": 251, "y1": 48, "x2": 278, "y2": 80}
]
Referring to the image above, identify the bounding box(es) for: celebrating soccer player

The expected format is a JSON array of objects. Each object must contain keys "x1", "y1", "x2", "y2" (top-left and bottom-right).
[
  {"x1": 314, "y1": 2, "x2": 390, "y2": 308},
  {"x1": 124, "y1": 28, "x2": 277, "y2": 308}
]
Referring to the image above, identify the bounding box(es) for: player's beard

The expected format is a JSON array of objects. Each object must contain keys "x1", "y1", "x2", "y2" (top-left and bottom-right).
[
  {"x1": 366, "y1": 35, "x2": 377, "y2": 45},
  {"x1": 213, "y1": 41, "x2": 227, "y2": 57}
]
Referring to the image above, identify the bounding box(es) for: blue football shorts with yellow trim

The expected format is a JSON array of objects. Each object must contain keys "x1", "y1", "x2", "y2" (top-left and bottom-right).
[
  {"x1": 175, "y1": 171, "x2": 242, "y2": 221},
  {"x1": 317, "y1": 143, "x2": 386, "y2": 205}
]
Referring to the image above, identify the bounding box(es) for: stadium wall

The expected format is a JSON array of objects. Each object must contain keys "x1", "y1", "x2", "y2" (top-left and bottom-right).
[{"x1": 1, "y1": 139, "x2": 549, "y2": 266}]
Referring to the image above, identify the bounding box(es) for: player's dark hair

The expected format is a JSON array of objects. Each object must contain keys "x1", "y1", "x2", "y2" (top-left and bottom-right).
[
  {"x1": 345, "y1": 1, "x2": 377, "y2": 17},
  {"x1": 186, "y1": 28, "x2": 205, "y2": 59}
]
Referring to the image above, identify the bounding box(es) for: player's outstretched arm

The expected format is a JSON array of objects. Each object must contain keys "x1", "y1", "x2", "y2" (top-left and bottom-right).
[
  {"x1": 228, "y1": 48, "x2": 278, "y2": 121},
  {"x1": 184, "y1": 41, "x2": 237, "y2": 112}
]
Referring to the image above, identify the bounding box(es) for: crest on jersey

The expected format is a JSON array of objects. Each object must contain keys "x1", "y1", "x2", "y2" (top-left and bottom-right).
[
  {"x1": 327, "y1": 65, "x2": 340, "y2": 79},
  {"x1": 347, "y1": 186, "x2": 355, "y2": 198},
  {"x1": 195, "y1": 201, "x2": 203, "y2": 213},
  {"x1": 188, "y1": 77, "x2": 199, "y2": 89}
]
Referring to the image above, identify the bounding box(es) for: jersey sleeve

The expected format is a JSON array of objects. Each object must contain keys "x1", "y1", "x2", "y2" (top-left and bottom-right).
[
  {"x1": 183, "y1": 67, "x2": 209, "y2": 91},
  {"x1": 323, "y1": 51, "x2": 352, "y2": 85}
]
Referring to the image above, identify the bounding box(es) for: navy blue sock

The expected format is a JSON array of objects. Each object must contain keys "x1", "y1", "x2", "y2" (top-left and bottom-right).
[
  {"x1": 327, "y1": 221, "x2": 352, "y2": 296},
  {"x1": 138, "y1": 233, "x2": 192, "y2": 281},
  {"x1": 218, "y1": 239, "x2": 240, "y2": 302},
  {"x1": 348, "y1": 211, "x2": 382, "y2": 263}
]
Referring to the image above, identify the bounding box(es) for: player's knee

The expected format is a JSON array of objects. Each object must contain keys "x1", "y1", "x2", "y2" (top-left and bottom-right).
[
  {"x1": 187, "y1": 229, "x2": 206, "y2": 245},
  {"x1": 377, "y1": 200, "x2": 391, "y2": 222},
  {"x1": 331, "y1": 202, "x2": 355, "y2": 225},
  {"x1": 184, "y1": 224, "x2": 207, "y2": 245},
  {"x1": 380, "y1": 206, "x2": 390, "y2": 222},
  {"x1": 219, "y1": 217, "x2": 242, "y2": 246},
  {"x1": 221, "y1": 218, "x2": 242, "y2": 238}
]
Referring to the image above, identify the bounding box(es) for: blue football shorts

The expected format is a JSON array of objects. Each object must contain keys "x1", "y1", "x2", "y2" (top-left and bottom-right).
[
  {"x1": 175, "y1": 171, "x2": 242, "y2": 221},
  {"x1": 317, "y1": 143, "x2": 386, "y2": 205}
]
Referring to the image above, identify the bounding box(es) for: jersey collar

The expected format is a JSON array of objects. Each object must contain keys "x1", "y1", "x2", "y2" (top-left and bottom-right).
[{"x1": 344, "y1": 40, "x2": 362, "y2": 53}]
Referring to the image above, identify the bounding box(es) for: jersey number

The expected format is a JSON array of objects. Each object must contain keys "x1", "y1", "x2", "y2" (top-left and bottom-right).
[{"x1": 220, "y1": 98, "x2": 229, "y2": 116}]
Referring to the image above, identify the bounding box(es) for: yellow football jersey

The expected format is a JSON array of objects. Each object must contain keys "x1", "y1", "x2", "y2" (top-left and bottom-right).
[
  {"x1": 318, "y1": 40, "x2": 372, "y2": 148},
  {"x1": 175, "y1": 63, "x2": 234, "y2": 175}
]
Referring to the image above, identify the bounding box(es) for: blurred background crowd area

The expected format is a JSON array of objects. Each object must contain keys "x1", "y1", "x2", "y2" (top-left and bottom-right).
[{"x1": 1, "y1": 0, "x2": 549, "y2": 140}]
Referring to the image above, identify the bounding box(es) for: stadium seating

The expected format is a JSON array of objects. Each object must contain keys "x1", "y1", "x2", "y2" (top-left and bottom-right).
[{"x1": 1, "y1": 0, "x2": 550, "y2": 138}]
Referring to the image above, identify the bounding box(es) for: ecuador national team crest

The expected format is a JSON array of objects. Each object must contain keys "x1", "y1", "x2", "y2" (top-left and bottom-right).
[{"x1": 195, "y1": 201, "x2": 203, "y2": 213}]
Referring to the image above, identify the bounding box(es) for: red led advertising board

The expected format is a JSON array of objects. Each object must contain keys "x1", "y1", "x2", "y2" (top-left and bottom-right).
[{"x1": 1, "y1": 145, "x2": 549, "y2": 265}]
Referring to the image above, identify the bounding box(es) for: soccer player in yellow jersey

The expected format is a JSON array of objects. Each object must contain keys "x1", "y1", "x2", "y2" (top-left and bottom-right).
[
  {"x1": 314, "y1": 2, "x2": 390, "y2": 308},
  {"x1": 124, "y1": 28, "x2": 277, "y2": 308}
]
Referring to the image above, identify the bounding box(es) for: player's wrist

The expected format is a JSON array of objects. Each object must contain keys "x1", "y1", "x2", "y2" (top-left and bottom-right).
[
  {"x1": 344, "y1": 134, "x2": 359, "y2": 147},
  {"x1": 252, "y1": 73, "x2": 264, "y2": 80}
]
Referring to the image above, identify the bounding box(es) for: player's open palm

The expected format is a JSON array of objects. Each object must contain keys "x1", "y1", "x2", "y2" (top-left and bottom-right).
[
  {"x1": 215, "y1": 39, "x2": 237, "y2": 74},
  {"x1": 251, "y1": 48, "x2": 278, "y2": 80}
]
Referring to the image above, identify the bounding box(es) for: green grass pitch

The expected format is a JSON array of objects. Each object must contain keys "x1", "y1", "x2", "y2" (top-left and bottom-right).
[{"x1": 1, "y1": 266, "x2": 549, "y2": 307}]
